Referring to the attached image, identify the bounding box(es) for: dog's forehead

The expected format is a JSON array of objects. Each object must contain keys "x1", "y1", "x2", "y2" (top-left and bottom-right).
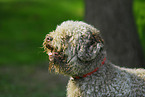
[
  {"x1": 51, "y1": 21, "x2": 100, "y2": 38},
  {"x1": 47, "y1": 21, "x2": 101, "y2": 51}
]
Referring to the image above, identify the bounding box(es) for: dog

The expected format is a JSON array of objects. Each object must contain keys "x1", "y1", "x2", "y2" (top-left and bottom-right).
[{"x1": 43, "y1": 20, "x2": 145, "y2": 97}]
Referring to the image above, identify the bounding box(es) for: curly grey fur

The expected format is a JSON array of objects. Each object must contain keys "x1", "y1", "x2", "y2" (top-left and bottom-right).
[{"x1": 43, "y1": 20, "x2": 145, "y2": 97}]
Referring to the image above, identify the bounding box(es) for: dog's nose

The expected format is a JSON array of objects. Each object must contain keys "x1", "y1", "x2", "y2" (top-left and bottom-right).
[{"x1": 47, "y1": 36, "x2": 53, "y2": 41}]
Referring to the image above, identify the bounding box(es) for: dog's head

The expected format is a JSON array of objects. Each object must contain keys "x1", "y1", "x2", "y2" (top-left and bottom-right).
[{"x1": 43, "y1": 21, "x2": 105, "y2": 77}]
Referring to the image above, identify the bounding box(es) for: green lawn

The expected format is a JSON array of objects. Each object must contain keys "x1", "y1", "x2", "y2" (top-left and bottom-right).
[
  {"x1": 0, "y1": 66, "x2": 69, "y2": 97},
  {"x1": 0, "y1": 0, "x2": 83, "y2": 96},
  {"x1": 0, "y1": 0, "x2": 84, "y2": 66},
  {"x1": 0, "y1": 0, "x2": 145, "y2": 97}
]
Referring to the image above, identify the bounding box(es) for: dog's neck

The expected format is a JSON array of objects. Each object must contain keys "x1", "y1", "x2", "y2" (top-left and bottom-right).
[
  {"x1": 74, "y1": 57, "x2": 106, "y2": 79},
  {"x1": 71, "y1": 49, "x2": 107, "y2": 78}
]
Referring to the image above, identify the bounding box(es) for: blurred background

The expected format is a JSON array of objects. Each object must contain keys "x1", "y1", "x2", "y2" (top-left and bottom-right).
[{"x1": 0, "y1": 0, "x2": 144, "y2": 97}]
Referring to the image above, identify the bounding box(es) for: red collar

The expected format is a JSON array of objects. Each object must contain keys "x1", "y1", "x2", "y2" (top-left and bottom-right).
[{"x1": 74, "y1": 57, "x2": 106, "y2": 79}]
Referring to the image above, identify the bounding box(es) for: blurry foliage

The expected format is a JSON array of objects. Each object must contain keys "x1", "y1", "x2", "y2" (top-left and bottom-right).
[
  {"x1": 0, "y1": 0, "x2": 84, "y2": 66},
  {"x1": 0, "y1": 0, "x2": 83, "y2": 96},
  {"x1": 134, "y1": 0, "x2": 145, "y2": 55}
]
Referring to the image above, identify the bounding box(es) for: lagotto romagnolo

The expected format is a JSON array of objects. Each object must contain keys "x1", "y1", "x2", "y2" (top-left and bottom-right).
[{"x1": 43, "y1": 20, "x2": 145, "y2": 97}]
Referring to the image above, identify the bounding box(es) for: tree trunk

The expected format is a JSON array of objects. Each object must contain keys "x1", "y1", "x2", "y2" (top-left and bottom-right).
[{"x1": 85, "y1": 0, "x2": 145, "y2": 68}]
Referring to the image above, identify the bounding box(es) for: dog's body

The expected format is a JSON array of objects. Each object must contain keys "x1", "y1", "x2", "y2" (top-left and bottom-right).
[
  {"x1": 43, "y1": 21, "x2": 145, "y2": 97},
  {"x1": 67, "y1": 64, "x2": 145, "y2": 97}
]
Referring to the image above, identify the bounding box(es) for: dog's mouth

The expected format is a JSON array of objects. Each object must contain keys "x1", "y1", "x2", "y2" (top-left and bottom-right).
[
  {"x1": 47, "y1": 51, "x2": 67, "y2": 63},
  {"x1": 46, "y1": 44, "x2": 54, "y2": 51},
  {"x1": 44, "y1": 40, "x2": 68, "y2": 70},
  {"x1": 44, "y1": 35, "x2": 67, "y2": 62}
]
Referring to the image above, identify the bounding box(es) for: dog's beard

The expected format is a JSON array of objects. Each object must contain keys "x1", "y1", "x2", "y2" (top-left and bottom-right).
[
  {"x1": 47, "y1": 50, "x2": 75, "y2": 75},
  {"x1": 43, "y1": 37, "x2": 71, "y2": 74}
]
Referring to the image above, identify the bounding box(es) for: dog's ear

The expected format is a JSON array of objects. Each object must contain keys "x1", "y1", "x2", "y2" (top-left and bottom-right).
[{"x1": 77, "y1": 32, "x2": 104, "y2": 62}]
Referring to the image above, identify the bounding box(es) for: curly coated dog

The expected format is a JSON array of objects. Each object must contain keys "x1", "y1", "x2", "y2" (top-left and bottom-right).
[{"x1": 43, "y1": 20, "x2": 145, "y2": 97}]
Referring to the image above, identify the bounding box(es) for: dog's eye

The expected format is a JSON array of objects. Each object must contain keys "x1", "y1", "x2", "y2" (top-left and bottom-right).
[{"x1": 47, "y1": 36, "x2": 53, "y2": 41}]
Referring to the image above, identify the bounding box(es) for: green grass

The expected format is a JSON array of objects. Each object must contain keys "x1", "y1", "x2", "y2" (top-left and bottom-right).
[
  {"x1": 0, "y1": 0, "x2": 83, "y2": 96},
  {"x1": 0, "y1": 0, "x2": 84, "y2": 66},
  {"x1": 0, "y1": 66, "x2": 69, "y2": 97}
]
